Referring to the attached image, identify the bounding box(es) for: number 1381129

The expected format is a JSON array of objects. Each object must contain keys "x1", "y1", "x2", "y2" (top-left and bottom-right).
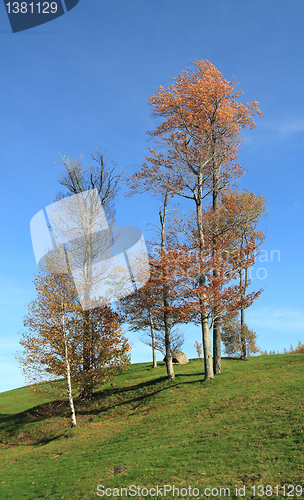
[
  {"x1": 6, "y1": 2, "x2": 58, "y2": 14},
  {"x1": 252, "y1": 485, "x2": 303, "y2": 497}
]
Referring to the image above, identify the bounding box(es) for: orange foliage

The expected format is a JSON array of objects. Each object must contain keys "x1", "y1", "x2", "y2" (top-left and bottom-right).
[
  {"x1": 287, "y1": 342, "x2": 304, "y2": 354},
  {"x1": 18, "y1": 270, "x2": 130, "y2": 393},
  {"x1": 129, "y1": 59, "x2": 261, "y2": 197}
]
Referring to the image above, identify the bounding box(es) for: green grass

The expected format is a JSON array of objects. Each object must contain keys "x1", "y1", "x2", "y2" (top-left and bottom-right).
[{"x1": 0, "y1": 355, "x2": 303, "y2": 499}]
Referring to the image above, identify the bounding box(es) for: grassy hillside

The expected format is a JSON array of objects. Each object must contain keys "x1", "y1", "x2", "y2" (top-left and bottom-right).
[{"x1": 0, "y1": 355, "x2": 303, "y2": 499}]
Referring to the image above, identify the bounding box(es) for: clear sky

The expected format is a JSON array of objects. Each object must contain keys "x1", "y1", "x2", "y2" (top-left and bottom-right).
[{"x1": 1, "y1": 0, "x2": 303, "y2": 393}]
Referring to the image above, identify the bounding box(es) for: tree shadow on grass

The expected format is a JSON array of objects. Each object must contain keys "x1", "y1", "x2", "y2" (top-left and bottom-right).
[
  {"x1": 0, "y1": 398, "x2": 71, "y2": 445},
  {"x1": 0, "y1": 371, "x2": 205, "y2": 446},
  {"x1": 77, "y1": 371, "x2": 205, "y2": 416}
]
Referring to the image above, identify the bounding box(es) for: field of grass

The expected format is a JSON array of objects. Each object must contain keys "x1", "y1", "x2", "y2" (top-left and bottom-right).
[{"x1": 0, "y1": 354, "x2": 303, "y2": 499}]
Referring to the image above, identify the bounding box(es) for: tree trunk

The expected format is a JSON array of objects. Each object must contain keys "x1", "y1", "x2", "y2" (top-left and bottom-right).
[
  {"x1": 195, "y1": 189, "x2": 214, "y2": 381},
  {"x1": 201, "y1": 308, "x2": 214, "y2": 380},
  {"x1": 148, "y1": 309, "x2": 157, "y2": 368},
  {"x1": 160, "y1": 183, "x2": 175, "y2": 380},
  {"x1": 79, "y1": 309, "x2": 93, "y2": 399},
  {"x1": 61, "y1": 306, "x2": 77, "y2": 428},
  {"x1": 212, "y1": 153, "x2": 222, "y2": 375},
  {"x1": 240, "y1": 267, "x2": 247, "y2": 360},
  {"x1": 64, "y1": 337, "x2": 77, "y2": 427},
  {"x1": 240, "y1": 306, "x2": 246, "y2": 360},
  {"x1": 213, "y1": 311, "x2": 222, "y2": 374},
  {"x1": 80, "y1": 222, "x2": 94, "y2": 399},
  {"x1": 164, "y1": 296, "x2": 175, "y2": 379}
]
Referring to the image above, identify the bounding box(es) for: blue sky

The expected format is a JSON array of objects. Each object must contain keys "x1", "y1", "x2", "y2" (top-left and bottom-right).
[{"x1": 1, "y1": 0, "x2": 303, "y2": 393}]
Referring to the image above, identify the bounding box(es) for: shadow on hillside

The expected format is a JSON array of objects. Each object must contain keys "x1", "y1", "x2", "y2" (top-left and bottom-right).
[
  {"x1": 81, "y1": 372, "x2": 203, "y2": 413},
  {"x1": 0, "y1": 398, "x2": 71, "y2": 445},
  {"x1": 0, "y1": 371, "x2": 204, "y2": 446}
]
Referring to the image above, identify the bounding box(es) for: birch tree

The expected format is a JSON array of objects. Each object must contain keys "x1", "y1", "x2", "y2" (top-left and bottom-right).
[
  {"x1": 18, "y1": 251, "x2": 80, "y2": 427},
  {"x1": 55, "y1": 150, "x2": 126, "y2": 398},
  {"x1": 18, "y1": 250, "x2": 130, "y2": 423}
]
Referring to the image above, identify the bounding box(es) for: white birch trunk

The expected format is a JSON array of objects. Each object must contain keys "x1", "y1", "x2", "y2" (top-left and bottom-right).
[{"x1": 61, "y1": 300, "x2": 77, "y2": 428}]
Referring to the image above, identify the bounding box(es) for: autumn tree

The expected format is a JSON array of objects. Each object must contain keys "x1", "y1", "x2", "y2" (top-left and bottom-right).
[
  {"x1": 141, "y1": 326, "x2": 185, "y2": 358},
  {"x1": 219, "y1": 189, "x2": 267, "y2": 359},
  {"x1": 194, "y1": 341, "x2": 203, "y2": 359},
  {"x1": 129, "y1": 59, "x2": 262, "y2": 379},
  {"x1": 118, "y1": 272, "x2": 161, "y2": 369},
  {"x1": 54, "y1": 150, "x2": 127, "y2": 398},
  {"x1": 119, "y1": 261, "x2": 186, "y2": 369},
  {"x1": 118, "y1": 240, "x2": 188, "y2": 373},
  {"x1": 73, "y1": 303, "x2": 131, "y2": 397},
  {"x1": 125, "y1": 168, "x2": 177, "y2": 379},
  {"x1": 221, "y1": 313, "x2": 259, "y2": 358},
  {"x1": 286, "y1": 342, "x2": 304, "y2": 354},
  {"x1": 125, "y1": 164, "x2": 197, "y2": 379},
  {"x1": 164, "y1": 194, "x2": 263, "y2": 378},
  {"x1": 18, "y1": 252, "x2": 130, "y2": 423},
  {"x1": 18, "y1": 253, "x2": 80, "y2": 427}
]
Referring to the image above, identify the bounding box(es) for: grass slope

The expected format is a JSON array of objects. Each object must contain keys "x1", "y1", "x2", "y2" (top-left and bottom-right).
[{"x1": 0, "y1": 355, "x2": 303, "y2": 500}]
